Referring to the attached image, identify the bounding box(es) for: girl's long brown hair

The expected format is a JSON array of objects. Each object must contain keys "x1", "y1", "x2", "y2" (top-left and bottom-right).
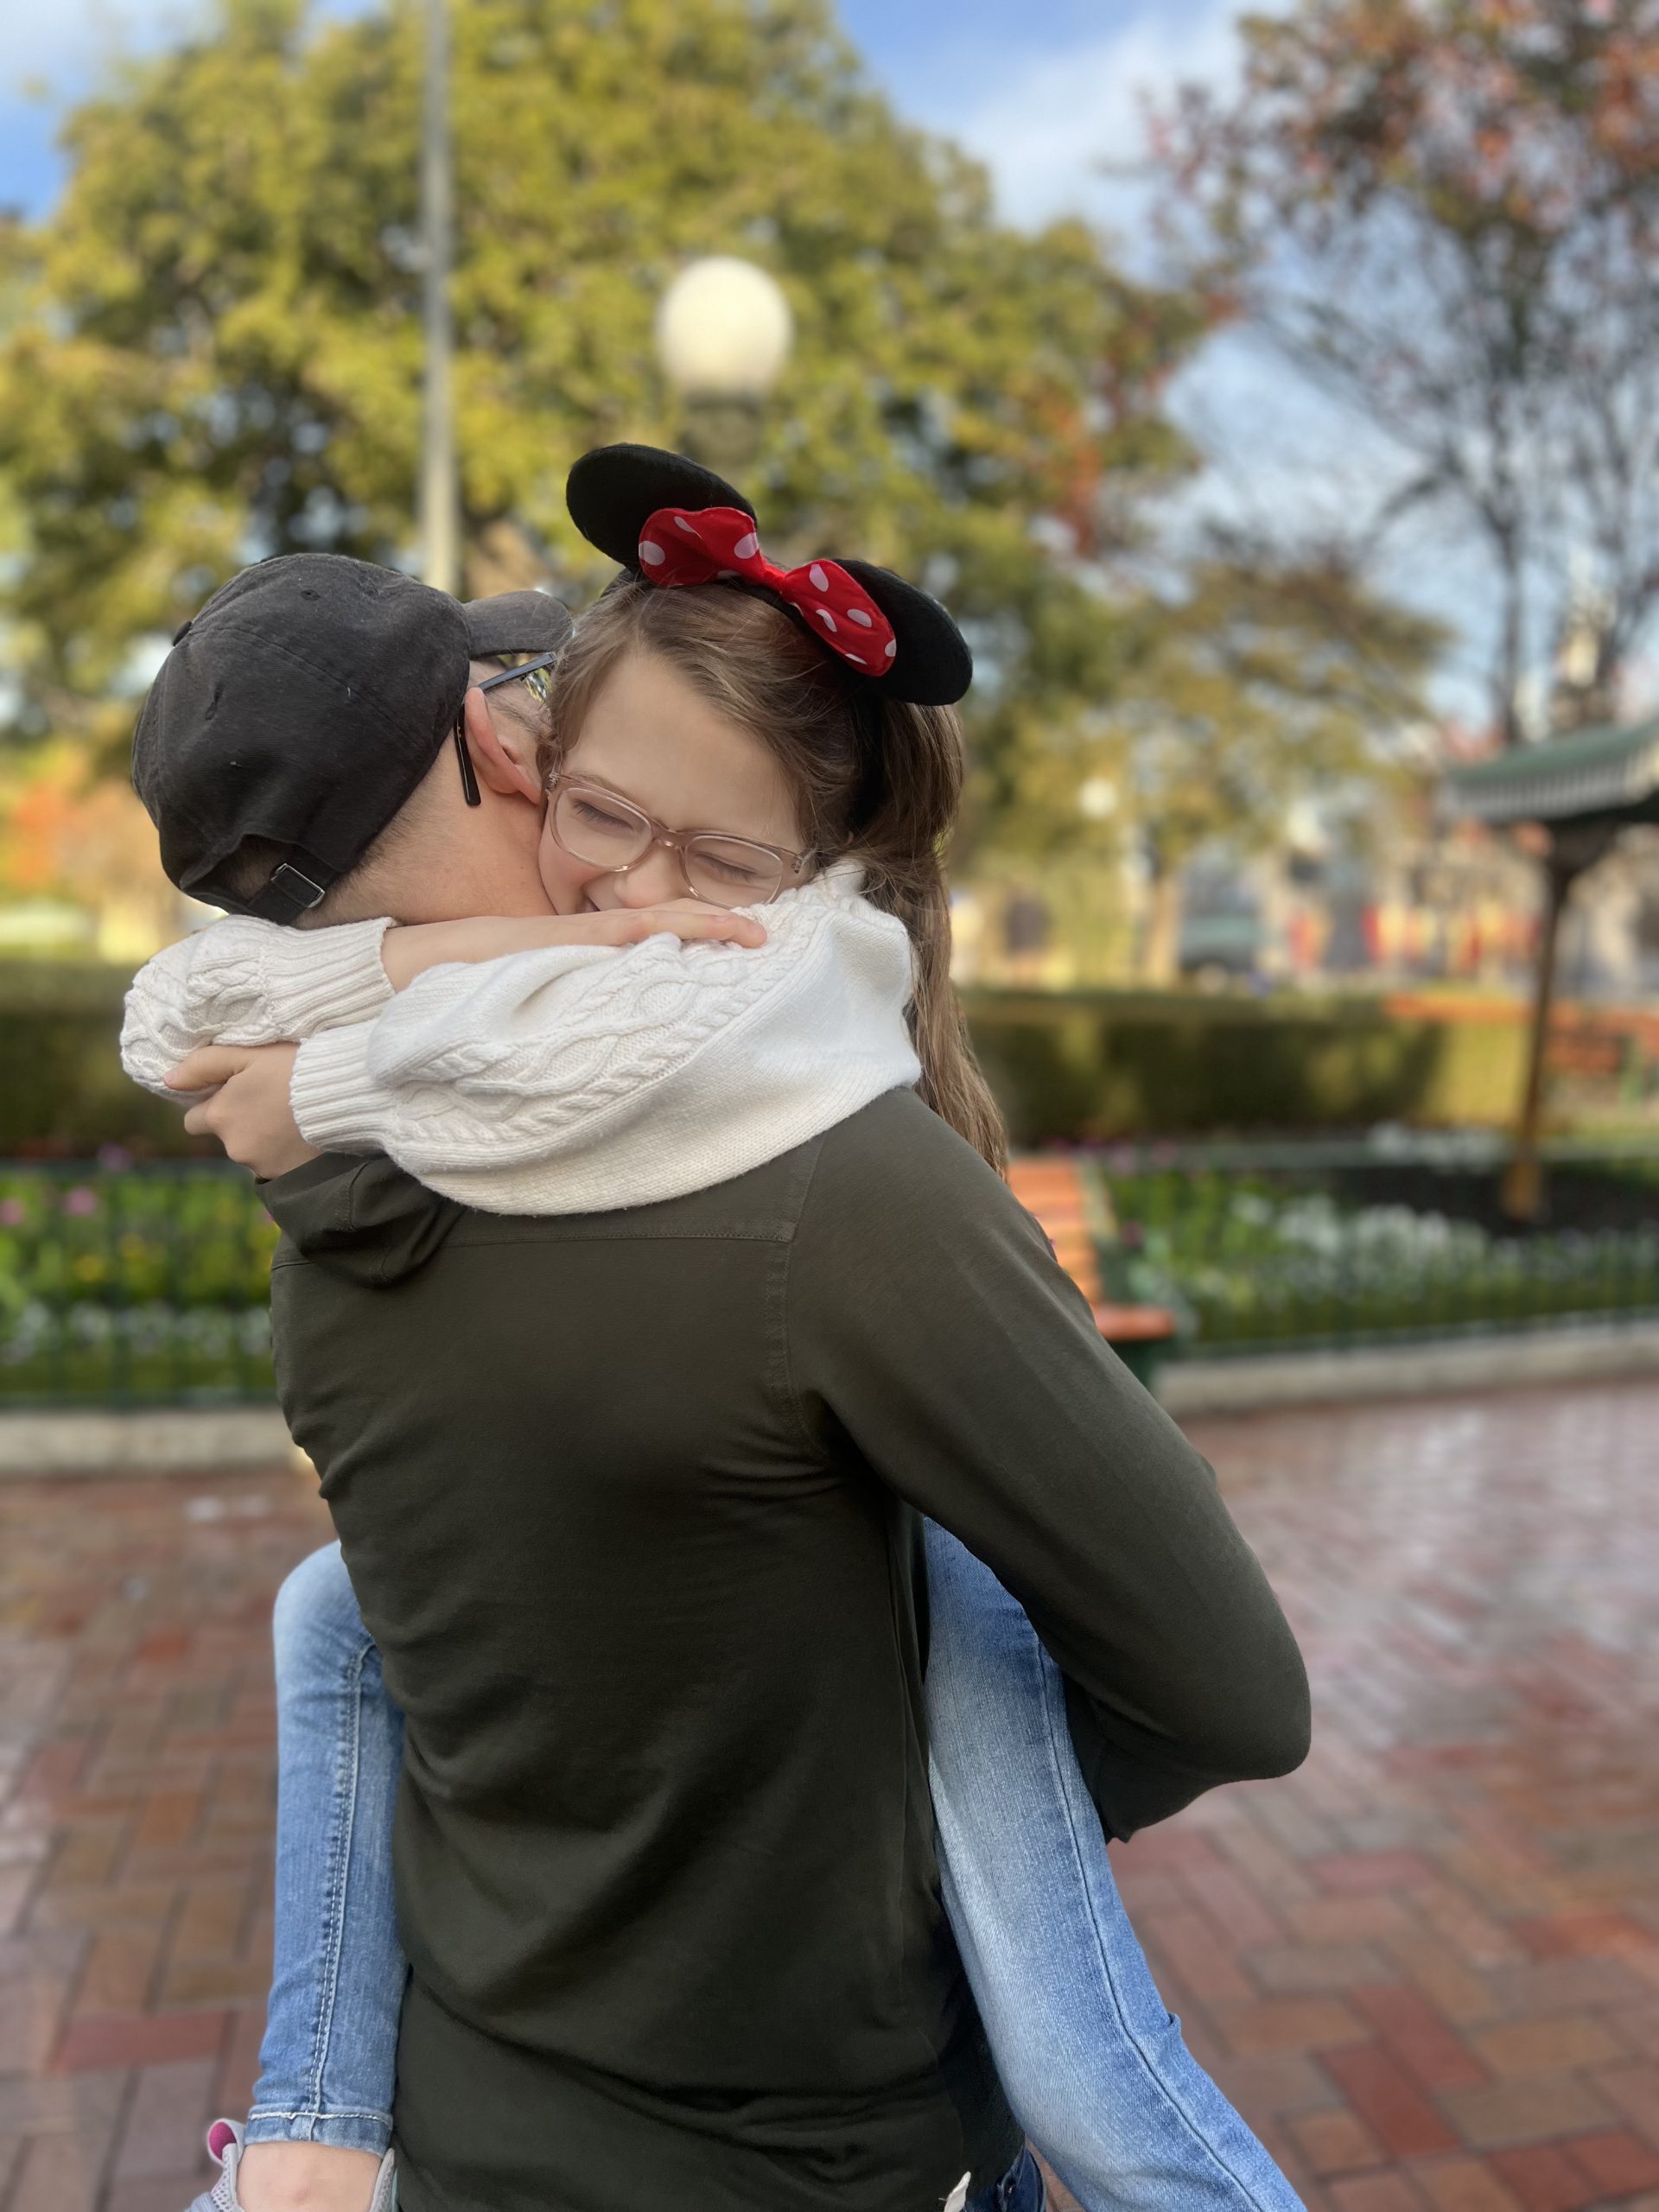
[{"x1": 542, "y1": 580, "x2": 1007, "y2": 1173}]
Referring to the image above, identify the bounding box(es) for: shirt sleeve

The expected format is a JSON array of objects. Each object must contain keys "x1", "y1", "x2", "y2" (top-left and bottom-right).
[
  {"x1": 263, "y1": 1151, "x2": 466, "y2": 1287},
  {"x1": 119, "y1": 918, "x2": 397, "y2": 1096},
  {"x1": 784, "y1": 1092, "x2": 1311, "y2": 1839}
]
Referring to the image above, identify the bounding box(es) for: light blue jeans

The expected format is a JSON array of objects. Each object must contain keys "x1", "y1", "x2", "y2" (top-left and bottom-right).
[
  {"x1": 251, "y1": 1530, "x2": 1301, "y2": 2212},
  {"x1": 249, "y1": 1547, "x2": 404, "y2": 2155}
]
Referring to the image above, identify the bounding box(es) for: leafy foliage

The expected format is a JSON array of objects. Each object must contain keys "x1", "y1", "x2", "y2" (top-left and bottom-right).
[
  {"x1": 976, "y1": 547, "x2": 1443, "y2": 976},
  {"x1": 1117, "y1": 555, "x2": 1442, "y2": 865},
  {"x1": 0, "y1": 0, "x2": 1206, "y2": 791},
  {"x1": 982, "y1": 550, "x2": 1442, "y2": 862}
]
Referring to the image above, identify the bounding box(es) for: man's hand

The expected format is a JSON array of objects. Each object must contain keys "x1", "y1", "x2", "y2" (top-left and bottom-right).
[
  {"x1": 380, "y1": 904, "x2": 767, "y2": 990},
  {"x1": 166, "y1": 1043, "x2": 319, "y2": 1179}
]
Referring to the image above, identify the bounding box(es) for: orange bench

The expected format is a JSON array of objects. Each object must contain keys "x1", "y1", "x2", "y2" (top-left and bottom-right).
[{"x1": 1007, "y1": 1158, "x2": 1176, "y2": 1381}]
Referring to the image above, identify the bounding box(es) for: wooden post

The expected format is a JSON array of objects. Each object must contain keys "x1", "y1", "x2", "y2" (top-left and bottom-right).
[
  {"x1": 1500, "y1": 814, "x2": 1622, "y2": 1222},
  {"x1": 1501, "y1": 855, "x2": 1570, "y2": 1222}
]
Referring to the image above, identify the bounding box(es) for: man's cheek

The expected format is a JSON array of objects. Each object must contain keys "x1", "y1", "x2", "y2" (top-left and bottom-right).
[{"x1": 537, "y1": 830, "x2": 589, "y2": 918}]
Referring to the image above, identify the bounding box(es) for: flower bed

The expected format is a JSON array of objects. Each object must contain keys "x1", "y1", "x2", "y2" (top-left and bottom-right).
[
  {"x1": 1103, "y1": 1160, "x2": 1659, "y2": 1354},
  {"x1": 3, "y1": 1148, "x2": 1658, "y2": 1404},
  {"x1": 0, "y1": 1161, "x2": 276, "y2": 1402}
]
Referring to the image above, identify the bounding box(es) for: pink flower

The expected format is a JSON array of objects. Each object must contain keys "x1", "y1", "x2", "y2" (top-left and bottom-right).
[
  {"x1": 0, "y1": 1198, "x2": 24, "y2": 1228},
  {"x1": 63, "y1": 1187, "x2": 99, "y2": 1217}
]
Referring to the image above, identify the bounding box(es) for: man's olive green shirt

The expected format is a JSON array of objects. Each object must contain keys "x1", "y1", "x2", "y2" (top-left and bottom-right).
[{"x1": 266, "y1": 1090, "x2": 1308, "y2": 2212}]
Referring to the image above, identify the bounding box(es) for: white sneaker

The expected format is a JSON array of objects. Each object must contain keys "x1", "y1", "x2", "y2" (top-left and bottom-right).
[
  {"x1": 184, "y1": 2120, "x2": 397, "y2": 2212},
  {"x1": 183, "y1": 2121, "x2": 249, "y2": 2212}
]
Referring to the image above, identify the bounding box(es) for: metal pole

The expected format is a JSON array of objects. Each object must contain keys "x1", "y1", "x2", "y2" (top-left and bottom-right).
[{"x1": 418, "y1": 0, "x2": 459, "y2": 595}]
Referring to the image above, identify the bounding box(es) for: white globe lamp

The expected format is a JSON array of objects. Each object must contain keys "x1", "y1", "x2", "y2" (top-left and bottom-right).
[{"x1": 655, "y1": 257, "x2": 794, "y2": 403}]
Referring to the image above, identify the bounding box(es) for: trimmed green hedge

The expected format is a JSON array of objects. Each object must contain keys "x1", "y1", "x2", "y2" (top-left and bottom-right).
[
  {"x1": 0, "y1": 961, "x2": 208, "y2": 1158},
  {"x1": 0, "y1": 959, "x2": 1531, "y2": 1156},
  {"x1": 961, "y1": 988, "x2": 1527, "y2": 1145}
]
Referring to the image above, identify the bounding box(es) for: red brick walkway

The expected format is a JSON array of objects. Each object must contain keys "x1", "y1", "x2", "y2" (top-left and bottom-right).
[{"x1": 3, "y1": 1381, "x2": 1658, "y2": 2212}]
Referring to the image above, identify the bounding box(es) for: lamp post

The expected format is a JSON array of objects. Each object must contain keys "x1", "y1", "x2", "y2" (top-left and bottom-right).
[
  {"x1": 655, "y1": 257, "x2": 793, "y2": 476},
  {"x1": 417, "y1": 0, "x2": 459, "y2": 595}
]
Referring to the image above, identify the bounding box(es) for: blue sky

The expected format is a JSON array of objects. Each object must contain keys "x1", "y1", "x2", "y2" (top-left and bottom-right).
[{"x1": 0, "y1": 0, "x2": 1248, "y2": 231}]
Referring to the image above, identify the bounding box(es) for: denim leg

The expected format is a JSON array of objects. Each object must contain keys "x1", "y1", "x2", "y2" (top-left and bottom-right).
[
  {"x1": 925, "y1": 1522, "x2": 1304, "y2": 2212},
  {"x1": 246, "y1": 1541, "x2": 407, "y2": 2154}
]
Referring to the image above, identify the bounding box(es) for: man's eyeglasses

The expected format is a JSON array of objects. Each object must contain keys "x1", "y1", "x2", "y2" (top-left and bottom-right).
[{"x1": 453, "y1": 652, "x2": 560, "y2": 808}]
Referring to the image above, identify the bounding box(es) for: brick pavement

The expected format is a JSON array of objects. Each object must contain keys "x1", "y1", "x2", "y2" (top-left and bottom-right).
[{"x1": 3, "y1": 1380, "x2": 1658, "y2": 2211}]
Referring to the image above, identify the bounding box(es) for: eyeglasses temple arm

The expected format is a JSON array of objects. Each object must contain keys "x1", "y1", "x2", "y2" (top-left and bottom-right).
[{"x1": 454, "y1": 719, "x2": 482, "y2": 807}]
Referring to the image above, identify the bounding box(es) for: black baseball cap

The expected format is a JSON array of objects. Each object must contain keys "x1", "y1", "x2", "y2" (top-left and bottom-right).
[{"x1": 131, "y1": 553, "x2": 572, "y2": 922}]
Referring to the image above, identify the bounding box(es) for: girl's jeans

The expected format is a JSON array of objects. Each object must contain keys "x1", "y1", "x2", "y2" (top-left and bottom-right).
[{"x1": 251, "y1": 1530, "x2": 1302, "y2": 2212}]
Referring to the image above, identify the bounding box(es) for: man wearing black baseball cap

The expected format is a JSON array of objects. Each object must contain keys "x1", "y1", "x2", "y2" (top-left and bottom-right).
[
  {"x1": 122, "y1": 547, "x2": 768, "y2": 1142},
  {"x1": 132, "y1": 551, "x2": 573, "y2": 926},
  {"x1": 118, "y1": 550, "x2": 779, "y2": 2212}
]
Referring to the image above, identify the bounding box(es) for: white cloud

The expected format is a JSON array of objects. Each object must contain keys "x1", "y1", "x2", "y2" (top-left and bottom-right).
[
  {"x1": 2, "y1": 0, "x2": 207, "y2": 97},
  {"x1": 908, "y1": 0, "x2": 1265, "y2": 238}
]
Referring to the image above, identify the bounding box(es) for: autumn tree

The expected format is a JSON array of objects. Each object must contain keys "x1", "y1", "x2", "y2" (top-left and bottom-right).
[
  {"x1": 1154, "y1": 0, "x2": 1659, "y2": 743},
  {"x1": 1154, "y1": 0, "x2": 1659, "y2": 1179}
]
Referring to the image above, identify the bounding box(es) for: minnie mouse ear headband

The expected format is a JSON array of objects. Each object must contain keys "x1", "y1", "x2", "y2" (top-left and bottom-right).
[{"x1": 565, "y1": 444, "x2": 972, "y2": 708}]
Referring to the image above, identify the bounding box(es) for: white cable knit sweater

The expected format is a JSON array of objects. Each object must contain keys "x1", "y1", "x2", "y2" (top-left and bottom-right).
[{"x1": 119, "y1": 868, "x2": 923, "y2": 1215}]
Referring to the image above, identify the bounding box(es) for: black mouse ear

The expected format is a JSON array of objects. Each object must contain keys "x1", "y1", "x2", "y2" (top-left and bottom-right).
[
  {"x1": 564, "y1": 447, "x2": 972, "y2": 706},
  {"x1": 838, "y1": 561, "x2": 972, "y2": 707},
  {"x1": 566, "y1": 445, "x2": 756, "y2": 570}
]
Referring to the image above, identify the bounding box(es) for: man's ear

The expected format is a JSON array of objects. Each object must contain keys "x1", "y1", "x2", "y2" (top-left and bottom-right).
[{"x1": 461, "y1": 686, "x2": 543, "y2": 804}]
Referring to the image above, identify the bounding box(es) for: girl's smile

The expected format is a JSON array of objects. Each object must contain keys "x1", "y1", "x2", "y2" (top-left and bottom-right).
[{"x1": 537, "y1": 647, "x2": 806, "y2": 918}]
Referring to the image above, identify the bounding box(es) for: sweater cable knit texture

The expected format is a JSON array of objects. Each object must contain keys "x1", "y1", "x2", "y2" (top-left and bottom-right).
[{"x1": 121, "y1": 868, "x2": 922, "y2": 1216}]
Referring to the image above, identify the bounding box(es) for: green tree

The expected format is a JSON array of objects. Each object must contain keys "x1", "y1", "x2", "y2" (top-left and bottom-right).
[{"x1": 0, "y1": 0, "x2": 1205, "y2": 785}]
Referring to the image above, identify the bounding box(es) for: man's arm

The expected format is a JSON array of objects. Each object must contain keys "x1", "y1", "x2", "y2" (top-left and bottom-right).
[{"x1": 786, "y1": 1093, "x2": 1311, "y2": 1840}]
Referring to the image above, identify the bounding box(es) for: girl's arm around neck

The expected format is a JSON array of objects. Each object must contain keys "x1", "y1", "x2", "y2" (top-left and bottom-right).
[
  {"x1": 378, "y1": 906, "x2": 763, "y2": 991},
  {"x1": 120, "y1": 907, "x2": 764, "y2": 1100},
  {"x1": 286, "y1": 885, "x2": 918, "y2": 1217},
  {"x1": 120, "y1": 915, "x2": 397, "y2": 1097}
]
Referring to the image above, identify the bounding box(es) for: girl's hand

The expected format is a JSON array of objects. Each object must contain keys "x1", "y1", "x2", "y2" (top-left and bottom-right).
[
  {"x1": 165, "y1": 1042, "x2": 318, "y2": 1179},
  {"x1": 380, "y1": 905, "x2": 767, "y2": 990}
]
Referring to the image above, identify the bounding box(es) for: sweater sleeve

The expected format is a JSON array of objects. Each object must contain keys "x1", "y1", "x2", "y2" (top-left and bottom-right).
[
  {"x1": 285, "y1": 888, "x2": 919, "y2": 1212},
  {"x1": 119, "y1": 918, "x2": 397, "y2": 1096},
  {"x1": 785, "y1": 1092, "x2": 1311, "y2": 1840}
]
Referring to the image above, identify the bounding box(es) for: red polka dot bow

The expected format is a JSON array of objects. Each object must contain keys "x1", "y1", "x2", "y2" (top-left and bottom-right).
[{"x1": 637, "y1": 505, "x2": 899, "y2": 677}]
